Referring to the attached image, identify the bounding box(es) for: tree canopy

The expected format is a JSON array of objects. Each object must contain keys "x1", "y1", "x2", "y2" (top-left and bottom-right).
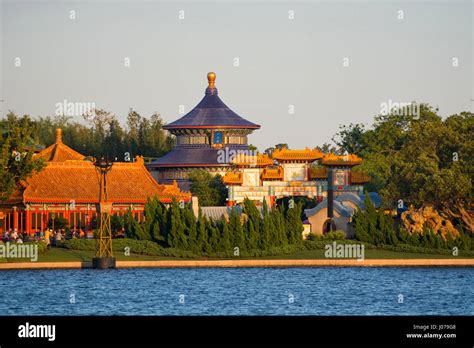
[
  {"x1": 0, "y1": 113, "x2": 45, "y2": 201},
  {"x1": 334, "y1": 105, "x2": 473, "y2": 209}
]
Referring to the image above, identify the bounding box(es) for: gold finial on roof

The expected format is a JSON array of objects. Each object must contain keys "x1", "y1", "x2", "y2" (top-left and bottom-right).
[
  {"x1": 55, "y1": 128, "x2": 63, "y2": 143},
  {"x1": 207, "y1": 72, "x2": 216, "y2": 89}
]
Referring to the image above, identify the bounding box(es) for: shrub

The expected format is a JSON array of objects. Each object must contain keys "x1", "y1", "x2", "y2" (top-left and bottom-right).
[{"x1": 308, "y1": 230, "x2": 346, "y2": 241}]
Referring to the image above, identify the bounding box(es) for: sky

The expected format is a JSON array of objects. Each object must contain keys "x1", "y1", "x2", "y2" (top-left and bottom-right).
[{"x1": 1, "y1": 0, "x2": 472, "y2": 151}]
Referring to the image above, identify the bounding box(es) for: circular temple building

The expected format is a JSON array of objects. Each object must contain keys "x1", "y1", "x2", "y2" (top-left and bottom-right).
[{"x1": 148, "y1": 72, "x2": 260, "y2": 190}]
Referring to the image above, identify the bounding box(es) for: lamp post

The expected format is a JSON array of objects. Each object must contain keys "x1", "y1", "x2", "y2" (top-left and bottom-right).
[{"x1": 92, "y1": 156, "x2": 116, "y2": 269}]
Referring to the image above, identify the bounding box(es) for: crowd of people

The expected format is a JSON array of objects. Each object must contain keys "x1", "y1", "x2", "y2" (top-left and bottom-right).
[
  {"x1": 1, "y1": 227, "x2": 126, "y2": 247},
  {"x1": 1, "y1": 228, "x2": 89, "y2": 248}
]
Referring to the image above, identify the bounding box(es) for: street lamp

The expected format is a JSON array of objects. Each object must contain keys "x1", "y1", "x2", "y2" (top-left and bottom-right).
[{"x1": 92, "y1": 156, "x2": 115, "y2": 269}]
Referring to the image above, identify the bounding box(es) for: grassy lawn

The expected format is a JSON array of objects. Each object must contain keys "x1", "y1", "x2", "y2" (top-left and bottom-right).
[
  {"x1": 2, "y1": 246, "x2": 470, "y2": 263},
  {"x1": 261, "y1": 248, "x2": 465, "y2": 260},
  {"x1": 3, "y1": 248, "x2": 175, "y2": 263}
]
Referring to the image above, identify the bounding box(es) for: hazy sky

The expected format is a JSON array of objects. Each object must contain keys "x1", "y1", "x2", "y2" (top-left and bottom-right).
[{"x1": 1, "y1": 0, "x2": 472, "y2": 150}]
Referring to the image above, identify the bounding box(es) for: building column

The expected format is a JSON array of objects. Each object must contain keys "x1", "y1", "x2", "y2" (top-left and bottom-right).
[
  {"x1": 12, "y1": 206, "x2": 18, "y2": 231},
  {"x1": 66, "y1": 204, "x2": 71, "y2": 228},
  {"x1": 42, "y1": 208, "x2": 48, "y2": 231},
  {"x1": 26, "y1": 207, "x2": 32, "y2": 234},
  {"x1": 87, "y1": 204, "x2": 93, "y2": 230}
]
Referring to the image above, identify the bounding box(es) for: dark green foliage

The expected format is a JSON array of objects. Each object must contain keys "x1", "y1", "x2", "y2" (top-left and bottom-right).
[
  {"x1": 259, "y1": 200, "x2": 273, "y2": 249},
  {"x1": 111, "y1": 214, "x2": 125, "y2": 233},
  {"x1": 0, "y1": 113, "x2": 46, "y2": 201},
  {"x1": 196, "y1": 211, "x2": 211, "y2": 254},
  {"x1": 34, "y1": 110, "x2": 173, "y2": 160},
  {"x1": 229, "y1": 207, "x2": 246, "y2": 251},
  {"x1": 333, "y1": 107, "x2": 473, "y2": 234},
  {"x1": 285, "y1": 201, "x2": 304, "y2": 245},
  {"x1": 48, "y1": 216, "x2": 69, "y2": 230},
  {"x1": 81, "y1": 195, "x2": 307, "y2": 256},
  {"x1": 188, "y1": 170, "x2": 227, "y2": 206},
  {"x1": 168, "y1": 198, "x2": 188, "y2": 250},
  {"x1": 353, "y1": 193, "x2": 397, "y2": 246},
  {"x1": 308, "y1": 230, "x2": 346, "y2": 241},
  {"x1": 217, "y1": 217, "x2": 232, "y2": 252}
]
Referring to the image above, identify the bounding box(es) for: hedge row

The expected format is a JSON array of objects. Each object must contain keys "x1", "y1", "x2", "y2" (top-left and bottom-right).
[{"x1": 58, "y1": 238, "x2": 474, "y2": 259}]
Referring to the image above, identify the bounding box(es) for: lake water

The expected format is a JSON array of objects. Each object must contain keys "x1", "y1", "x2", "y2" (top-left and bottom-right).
[{"x1": 0, "y1": 267, "x2": 472, "y2": 315}]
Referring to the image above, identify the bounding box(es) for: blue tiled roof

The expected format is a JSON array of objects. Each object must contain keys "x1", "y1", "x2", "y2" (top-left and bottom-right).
[
  {"x1": 163, "y1": 87, "x2": 260, "y2": 130},
  {"x1": 149, "y1": 145, "x2": 248, "y2": 167},
  {"x1": 304, "y1": 199, "x2": 354, "y2": 218},
  {"x1": 304, "y1": 192, "x2": 381, "y2": 219}
]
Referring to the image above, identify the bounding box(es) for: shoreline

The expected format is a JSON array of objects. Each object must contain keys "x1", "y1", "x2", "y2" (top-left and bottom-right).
[{"x1": 1, "y1": 258, "x2": 474, "y2": 270}]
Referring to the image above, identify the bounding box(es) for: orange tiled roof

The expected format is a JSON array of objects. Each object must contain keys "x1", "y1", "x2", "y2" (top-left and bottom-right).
[
  {"x1": 22, "y1": 157, "x2": 190, "y2": 204},
  {"x1": 231, "y1": 153, "x2": 273, "y2": 167},
  {"x1": 310, "y1": 167, "x2": 328, "y2": 179},
  {"x1": 35, "y1": 129, "x2": 85, "y2": 162},
  {"x1": 272, "y1": 147, "x2": 323, "y2": 162},
  {"x1": 320, "y1": 153, "x2": 362, "y2": 166},
  {"x1": 261, "y1": 167, "x2": 284, "y2": 180},
  {"x1": 223, "y1": 171, "x2": 243, "y2": 185},
  {"x1": 15, "y1": 129, "x2": 191, "y2": 204},
  {"x1": 351, "y1": 171, "x2": 371, "y2": 184}
]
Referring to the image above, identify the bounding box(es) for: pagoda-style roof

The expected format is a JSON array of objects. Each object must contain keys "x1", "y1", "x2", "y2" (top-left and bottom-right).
[
  {"x1": 231, "y1": 153, "x2": 273, "y2": 167},
  {"x1": 10, "y1": 130, "x2": 191, "y2": 204},
  {"x1": 223, "y1": 171, "x2": 243, "y2": 185},
  {"x1": 150, "y1": 145, "x2": 248, "y2": 167},
  {"x1": 163, "y1": 73, "x2": 260, "y2": 130},
  {"x1": 272, "y1": 147, "x2": 323, "y2": 162},
  {"x1": 320, "y1": 153, "x2": 362, "y2": 166},
  {"x1": 261, "y1": 167, "x2": 284, "y2": 180},
  {"x1": 35, "y1": 128, "x2": 85, "y2": 162},
  {"x1": 21, "y1": 157, "x2": 190, "y2": 204}
]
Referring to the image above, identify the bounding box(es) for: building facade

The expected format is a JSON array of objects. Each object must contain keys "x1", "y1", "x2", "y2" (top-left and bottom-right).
[
  {"x1": 147, "y1": 72, "x2": 260, "y2": 190},
  {"x1": 0, "y1": 129, "x2": 190, "y2": 234},
  {"x1": 223, "y1": 148, "x2": 370, "y2": 206}
]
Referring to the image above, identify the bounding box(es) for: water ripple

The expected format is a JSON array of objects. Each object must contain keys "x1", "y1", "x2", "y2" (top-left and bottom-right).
[{"x1": 0, "y1": 267, "x2": 472, "y2": 315}]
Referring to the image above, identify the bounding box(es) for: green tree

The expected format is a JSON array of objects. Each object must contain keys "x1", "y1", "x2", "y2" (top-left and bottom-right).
[
  {"x1": 188, "y1": 170, "x2": 227, "y2": 206},
  {"x1": 285, "y1": 201, "x2": 304, "y2": 245},
  {"x1": 334, "y1": 106, "x2": 473, "y2": 233},
  {"x1": 229, "y1": 207, "x2": 246, "y2": 251},
  {"x1": 259, "y1": 199, "x2": 273, "y2": 249},
  {"x1": 168, "y1": 199, "x2": 188, "y2": 249},
  {"x1": 0, "y1": 113, "x2": 45, "y2": 201},
  {"x1": 197, "y1": 212, "x2": 211, "y2": 254}
]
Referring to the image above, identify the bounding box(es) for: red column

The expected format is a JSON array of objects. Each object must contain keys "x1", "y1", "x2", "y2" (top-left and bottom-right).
[
  {"x1": 66, "y1": 207, "x2": 71, "y2": 228},
  {"x1": 87, "y1": 205, "x2": 92, "y2": 230},
  {"x1": 26, "y1": 209, "x2": 32, "y2": 234},
  {"x1": 41, "y1": 211, "x2": 47, "y2": 231},
  {"x1": 269, "y1": 196, "x2": 275, "y2": 209},
  {"x1": 13, "y1": 207, "x2": 18, "y2": 231}
]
